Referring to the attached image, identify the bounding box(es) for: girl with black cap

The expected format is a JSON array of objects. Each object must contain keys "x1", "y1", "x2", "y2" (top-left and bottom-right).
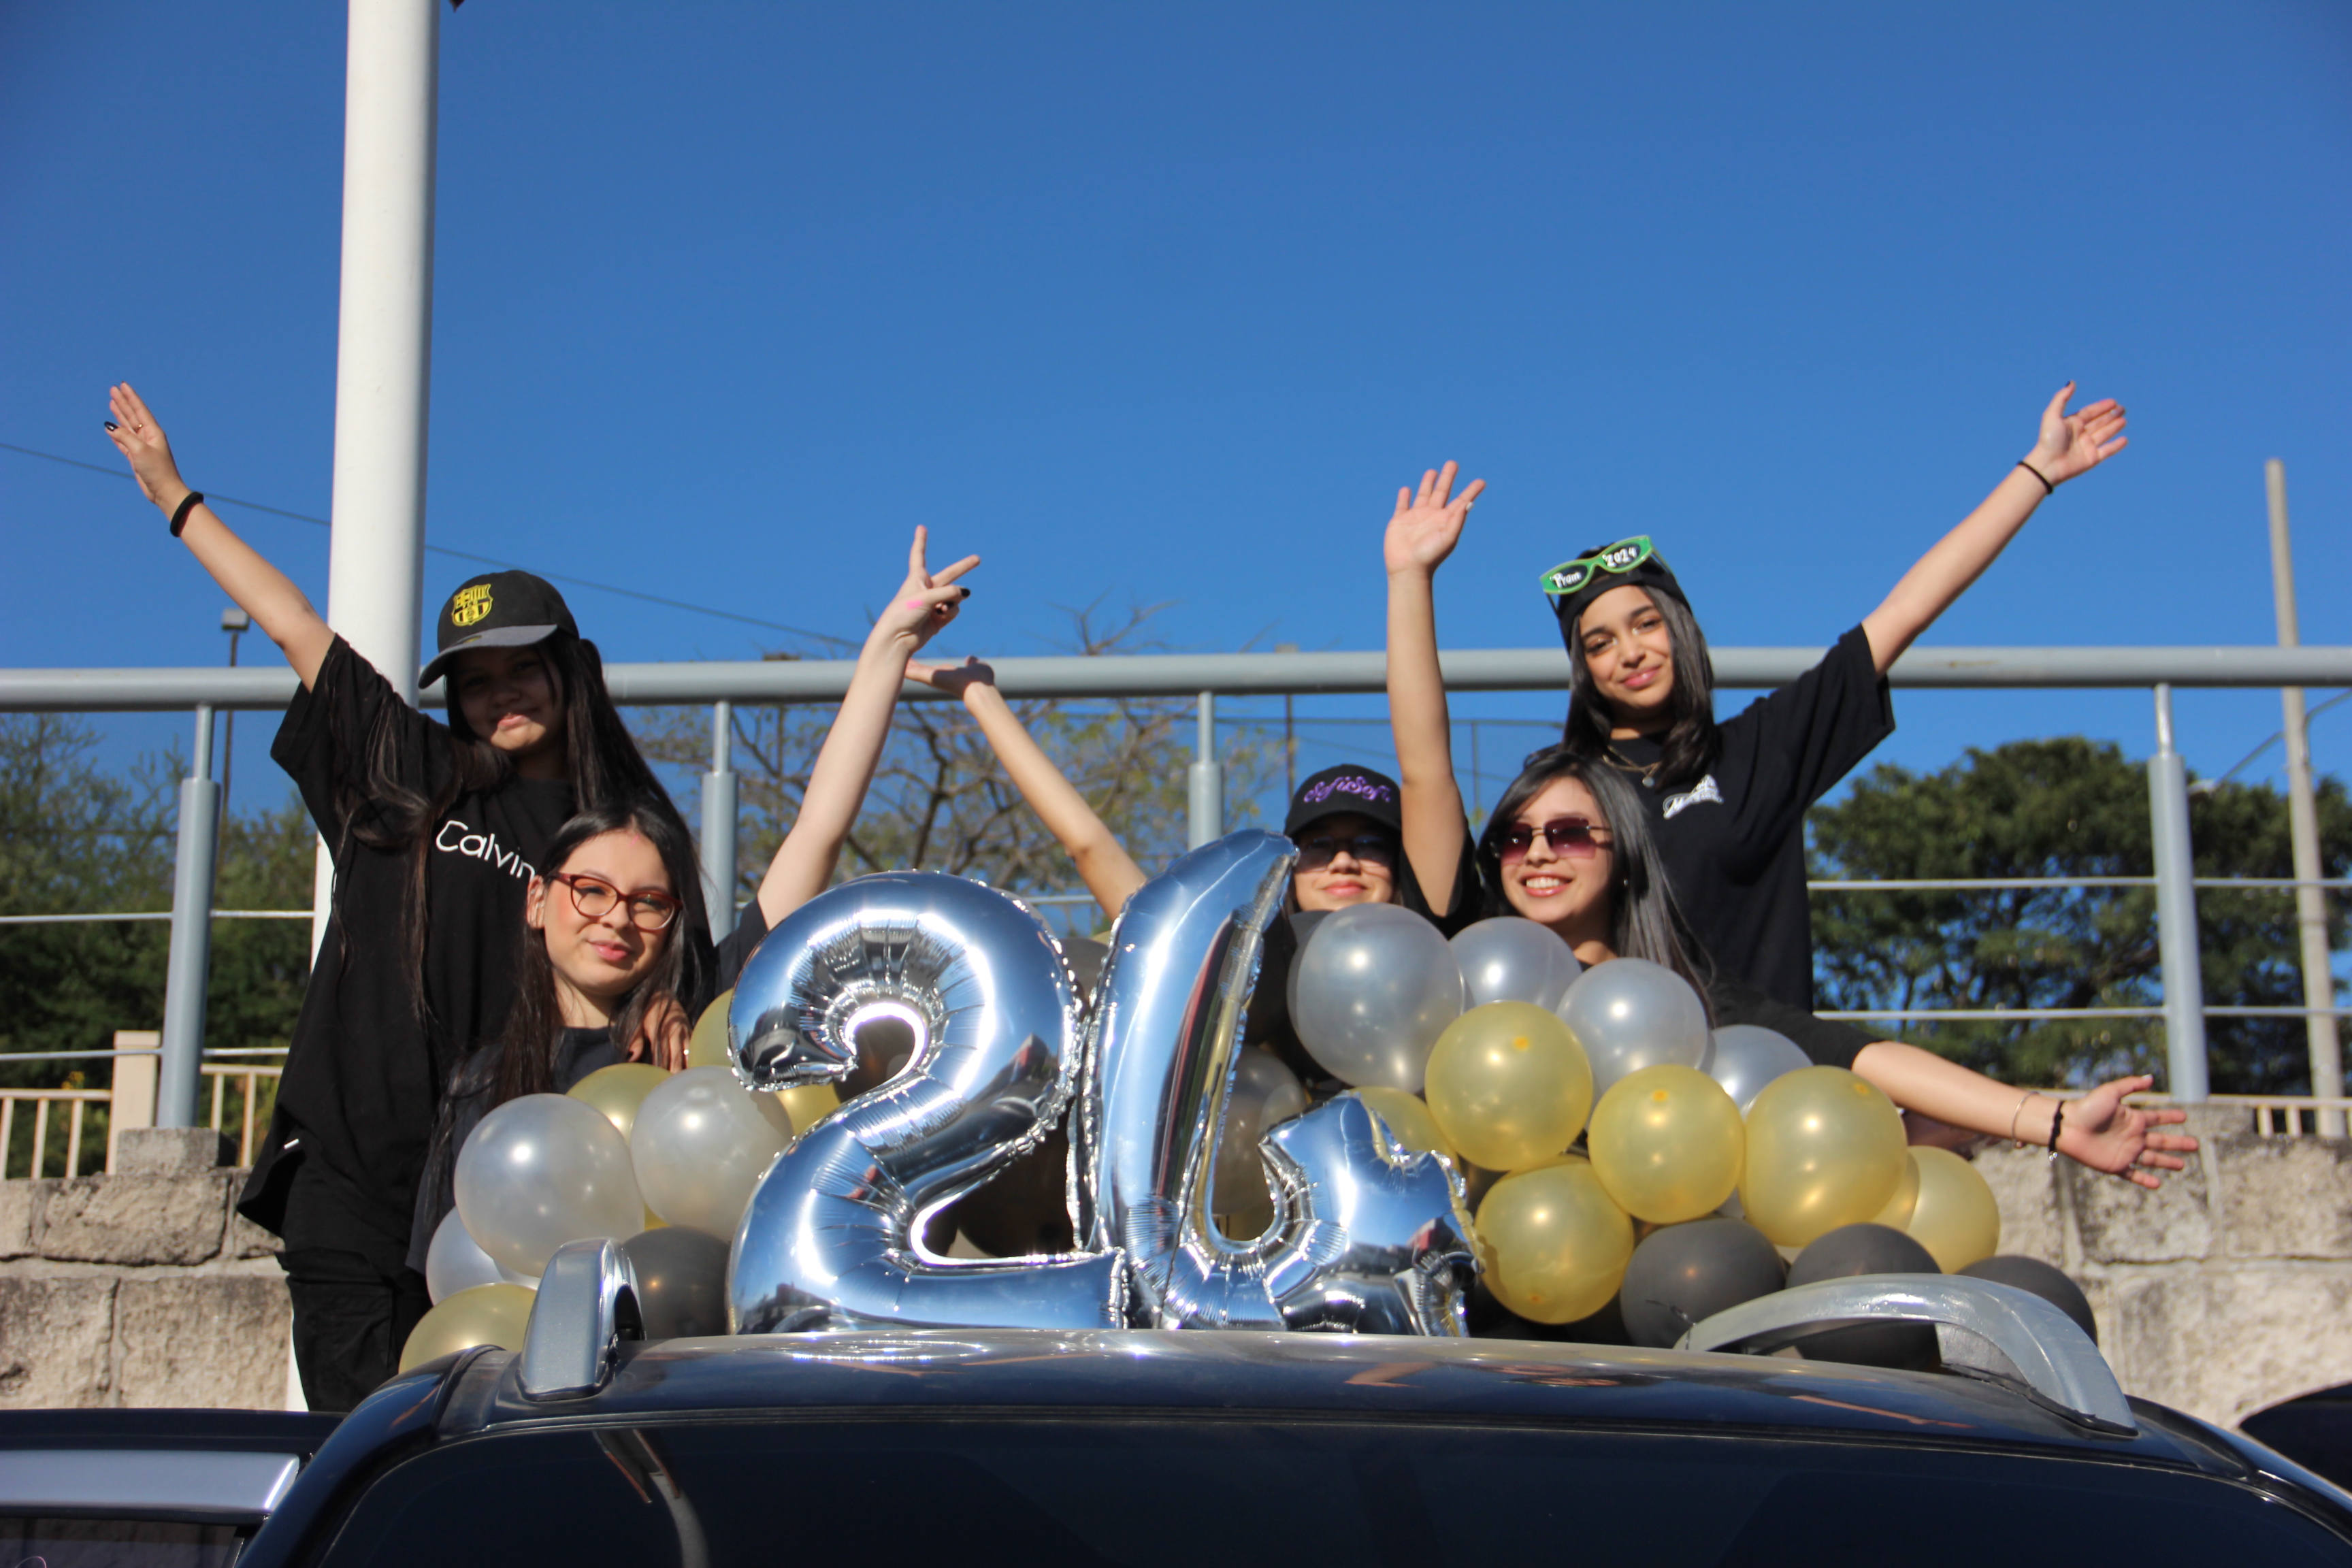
[
  {"x1": 1526, "y1": 384, "x2": 2129, "y2": 1007},
  {"x1": 104, "y1": 385, "x2": 977, "y2": 1407}
]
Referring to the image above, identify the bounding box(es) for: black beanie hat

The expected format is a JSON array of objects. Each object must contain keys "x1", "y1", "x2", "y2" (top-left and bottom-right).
[{"x1": 1541, "y1": 536, "x2": 1690, "y2": 642}]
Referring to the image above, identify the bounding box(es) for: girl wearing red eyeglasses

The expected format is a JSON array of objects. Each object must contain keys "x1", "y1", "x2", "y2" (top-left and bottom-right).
[
  {"x1": 106, "y1": 382, "x2": 979, "y2": 1407},
  {"x1": 1384, "y1": 463, "x2": 2195, "y2": 1198}
]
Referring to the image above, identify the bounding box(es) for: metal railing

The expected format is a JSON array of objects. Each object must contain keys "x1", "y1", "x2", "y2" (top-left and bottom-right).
[
  {"x1": 3, "y1": 642, "x2": 2347, "y2": 1135},
  {"x1": 0, "y1": 1035, "x2": 282, "y2": 1179}
]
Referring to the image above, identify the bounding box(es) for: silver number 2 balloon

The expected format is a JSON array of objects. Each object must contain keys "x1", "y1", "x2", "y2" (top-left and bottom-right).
[{"x1": 727, "y1": 832, "x2": 1474, "y2": 1336}]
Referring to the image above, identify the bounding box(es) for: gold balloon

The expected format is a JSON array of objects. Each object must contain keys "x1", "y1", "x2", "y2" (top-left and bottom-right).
[
  {"x1": 398, "y1": 1282, "x2": 536, "y2": 1373},
  {"x1": 1353, "y1": 1087, "x2": 1454, "y2": 1158},
  {"x1": 686, "y1": 989, "x2": 734, "y2": 1070},
  {"x1": 1903, "y1": 1147, "x2": 2002, "y2": 1271},
  {"x1": 1871, "y1": 1143, "x2": 1924, "y2": 1230},
  {"x1": 1737, "y1": 1066, "x2": 1907, "y2": 1247},
  {"x1": 1473, "y1": 1161, "x2": 1633, "y2": 1324},
  {"x1": 567, "y1": 1062, "x2": 670, "y2": 1141},
  {"x1": 778, "y1": 1083, "x2": 839, "y2": 1135},
  {"x1": 1587, "y1": 1064, "x2": 1745, "y2": 1224},
  {"x1": 1424, "y1": 1002, "x2": 1593, "y2": 1173}
]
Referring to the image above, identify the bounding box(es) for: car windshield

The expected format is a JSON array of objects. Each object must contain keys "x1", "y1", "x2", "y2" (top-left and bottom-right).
[{"x1": 316, "y1": 1416, "x2": 2347, "y2": 1567}]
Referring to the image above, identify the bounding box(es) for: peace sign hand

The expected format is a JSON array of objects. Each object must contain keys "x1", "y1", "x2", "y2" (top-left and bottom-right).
[
  {"x1": 872, "y1": 526, "x2": 980, "y2": 655},
  {"x1": 2024, "y1": 382, "x2": 2129, "y2": 487},
  {"x1": 1384, "y1": 461, "x2": 1487, "y2": 578}
]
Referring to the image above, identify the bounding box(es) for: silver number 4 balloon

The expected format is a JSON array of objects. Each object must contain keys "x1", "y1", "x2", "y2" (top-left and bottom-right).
[{"x1": 726, "y1": 831, "x2": 1475, "y2": 1337}]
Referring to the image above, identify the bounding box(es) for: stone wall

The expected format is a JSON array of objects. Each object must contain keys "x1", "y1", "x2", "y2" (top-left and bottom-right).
[
  {"x1": 0, "y1": 1130, "x2": 289, "y2": 1410},
  {"x1": 3, "y1": 1117, "x2": 2348, "y2": 1426},
  {"x1": 1979, "y1": 1107, "x2": 2352, "y2": 1430}
]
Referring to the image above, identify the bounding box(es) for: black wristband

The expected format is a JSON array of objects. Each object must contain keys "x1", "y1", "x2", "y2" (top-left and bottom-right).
[
  {"x1": 2016, "y1": 460, "x2": 2054, "y2": 496},
  {"x1": 2046, "y1": 1098, "x2": 2064, "y2": 1162},
  {"x1": 169, "y1": 491, "x2": 205, "y2": 538}
]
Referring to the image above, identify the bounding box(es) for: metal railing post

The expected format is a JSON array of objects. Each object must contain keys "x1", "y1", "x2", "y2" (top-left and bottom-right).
[
  {"x1": 700, "y1": 700, "x2": 738, "y2": 923},
  {"x1": 2266, "y1": 460, "x2": 2344, "y2": 1134},
  {"x1": 1187, "y1": 691, "x2": 1222, "y2": 849},
  {"x1": 159, "y1": 705, "x2": 221, "y2": 1130},
  {"x1": 2148, "y1": 685, "x2": 2209, "y2": 1103}
]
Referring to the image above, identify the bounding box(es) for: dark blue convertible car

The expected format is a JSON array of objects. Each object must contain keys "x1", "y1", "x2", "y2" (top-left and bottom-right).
[{"x1": 3, "y1": 1243, "x2": 2347, "y2": 1566}]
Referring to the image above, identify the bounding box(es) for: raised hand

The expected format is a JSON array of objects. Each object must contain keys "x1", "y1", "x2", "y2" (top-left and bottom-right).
[
  {"x1": 102, "y1": 383, "x2": 194, "y2": 514},
  {"x1": 906, "y1": 654, "x2": 1002, "y2": 704},
  {"x1": 1384, "y1": 460, "x2": 1486, "y2": 578},
  {"x1": 2023, "y1": 382, "x2": 2128, "y2": 487},
  {"x1": 872, "y1": 526, "x2": 979, "y2": 654},
  {"x1": 2058, "y1": 1074, "x2": 2198, "y2": 1190}
]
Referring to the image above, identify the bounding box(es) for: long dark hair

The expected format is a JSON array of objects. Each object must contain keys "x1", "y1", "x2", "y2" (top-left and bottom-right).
[
  {"x1": 1558, "y1": 587, "x2": 1720, "y2": 793},
  {"x1": 330, "y1": 628, "x2": 692, "y2": 1024},
  {"x1": 490, "y1": 802, "x2": 710, "y2": 1107},
  {"x1": 1475, "y1": 746, "x2": 1714, "y2": 1010}
]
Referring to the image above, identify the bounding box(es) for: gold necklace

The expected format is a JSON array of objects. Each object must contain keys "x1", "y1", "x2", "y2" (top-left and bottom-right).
[{"x1": 1605, "y1": 741, "x2": 1662, "y2": 787}]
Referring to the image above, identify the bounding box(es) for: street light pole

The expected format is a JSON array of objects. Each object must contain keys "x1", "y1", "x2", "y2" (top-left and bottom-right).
[{"x1": 2264, "y1": 461, "x2": 2343, "y2": 1134}]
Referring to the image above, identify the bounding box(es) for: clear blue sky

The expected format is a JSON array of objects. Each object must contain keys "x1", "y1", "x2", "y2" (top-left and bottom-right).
[{"x1": 5, "y1": 1, "x2": 2347, "y2": 834}]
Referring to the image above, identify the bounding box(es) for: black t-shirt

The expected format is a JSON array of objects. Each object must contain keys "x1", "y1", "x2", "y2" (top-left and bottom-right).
[
  {"x1": 1708, "y1": 977, "x2": 1874, "y2": 1070},
  {"x1": 1607, "y1": 625, "x2": 1893, "y2": 1009},
  {"x1": 240, "y1": 636, "x2": 717, "y2": 1273}
]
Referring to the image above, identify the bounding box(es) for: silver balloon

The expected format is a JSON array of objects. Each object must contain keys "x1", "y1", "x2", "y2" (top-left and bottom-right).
[
  {"x1": 1288, "y1": 902, "x2": 1465, "y2": 1092},
  {"x1": 1077, "y1": 832, "x2": 1475, "y2": 1335},
  {"x1": 1708, "y1": 1023, "x2": 1812, "y2": 1113},
  {"x1": 423, "y1": 1205, "x2": 535, "y2": 1303},
  {"x1": 1211, "y1": 1047, "x2": 1308, "y2": 1233},
  {"x1": 630, "y1": 1066, "x2": 791, "y2": 1239},
  {"x1": 728, "y1": 874, "x2": 1126, "y2": 1334},
  {"x1": 1554, "y1": 958, "x2": 1713, "y2": 1098},
  {"x1": 1451, "y1": 916, "x2": 1584, "y2": 1010},
  {"x1": 453, "y1": 1093, "x2": 645, "y2": 1278}
]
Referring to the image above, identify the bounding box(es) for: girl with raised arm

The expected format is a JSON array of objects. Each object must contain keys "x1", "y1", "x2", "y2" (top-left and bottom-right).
[
  {"x1": 102, "y1": 384, "x2": 973, "y2": 1407},
  {"x1": 1529, "y1": 386, "x2": 2128, "y2": 1006},
  {"x1": 1382, "y1": 457, "x2": 2192, "y2": 1196}
]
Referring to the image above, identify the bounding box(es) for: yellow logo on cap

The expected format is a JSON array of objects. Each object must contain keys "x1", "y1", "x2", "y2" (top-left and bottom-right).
[{"x1": 451, "y1": 585, "x2": 493, "y2": 627}]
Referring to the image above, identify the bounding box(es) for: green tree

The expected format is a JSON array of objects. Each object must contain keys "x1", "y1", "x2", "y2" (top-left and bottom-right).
[
  {"x1": 0, "y1": 715, "x2": 311, "y2": 1166},
  {"x1": 636, "y1": 606, "x2": 1278, "y2": 932},
  {"x1": 1808, "y1": 737, "x2": 2351, "y2": 1094}
]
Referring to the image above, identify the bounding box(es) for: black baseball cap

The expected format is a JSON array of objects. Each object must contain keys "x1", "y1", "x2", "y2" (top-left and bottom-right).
[
  {"x1": 1539, "y1": 534, "x2": 1690, "y2": 636},
  {"x1": 1282, "y1": 764, "x2": 1403, "y2": 838},
  {"x1": 419, "y1": 571, "x2": 579, "y2": 688}
]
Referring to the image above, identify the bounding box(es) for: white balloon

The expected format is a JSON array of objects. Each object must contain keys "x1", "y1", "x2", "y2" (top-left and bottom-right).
[
  {"x1": 631, "y1": 1065, "x2": 791, "y2": 1239},
  {"x1": 1554, "y1": 957, "x2": 1712, "y2": 1098},
  {"x1": 1450, "y1": 917, "x2": 1584, "y2": 1010},
  {"x1": 1211, "y1": 1048, "x2": 1309, "y2": 1230},
  {"x1": 425, "y1": 1206, "x2": 536, "y2": 1303},
  {"x1": 454, "y1": 1093, "x2": 645, "y2": 1277},
  {"x1": 1708, "y1": 1024, "x2": 1812, "y2": 1113},
  {"x1": 1290, "y1": 904, "x2": 1465, "y2": 1092}
]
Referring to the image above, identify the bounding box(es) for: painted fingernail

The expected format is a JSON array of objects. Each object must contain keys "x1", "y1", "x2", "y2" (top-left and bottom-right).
[
  {"x1": 103, "y1": 421, "x2": 118, "y2": 431},
  {"x1": 959, "y1": 587, "x2": 972, "y2": 599}
]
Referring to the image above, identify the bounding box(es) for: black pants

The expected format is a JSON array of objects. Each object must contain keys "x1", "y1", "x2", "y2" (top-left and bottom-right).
[{"x1": 276, "y1": 1156, "x2": 431, "y2": 1414}]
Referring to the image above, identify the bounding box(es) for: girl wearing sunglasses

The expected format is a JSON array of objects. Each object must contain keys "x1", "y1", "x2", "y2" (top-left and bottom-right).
[
  {"x1": 1385, "y1": 465, "x2": 2194, "y2": 1215},
  {"x1": 105, "y1": 385, "x2": 975, "y2": 1406},
  {"x1": 1519, "y1": 385, "x2": 2128, "y2": 1009}
]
